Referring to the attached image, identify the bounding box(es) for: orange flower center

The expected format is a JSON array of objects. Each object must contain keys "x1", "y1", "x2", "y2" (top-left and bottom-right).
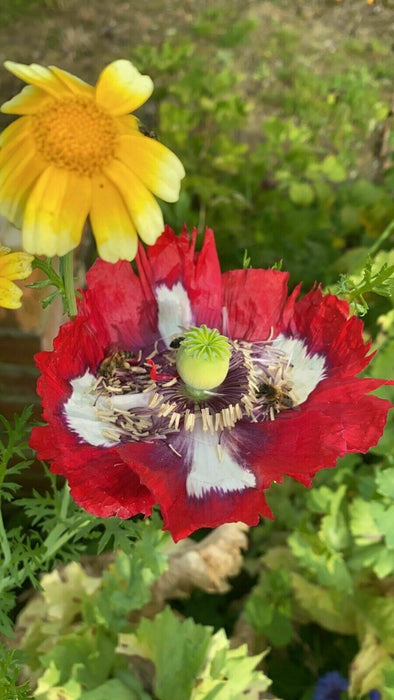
[{"x1": 32, "y1": 97, "x2": 117, "y2": 176}]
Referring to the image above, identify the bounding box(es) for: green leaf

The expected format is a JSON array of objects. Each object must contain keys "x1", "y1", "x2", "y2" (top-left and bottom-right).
[
  {"x1": 118, "y1": 609, "x2": 271, "y2": 700},
  {"x1": 118, "y1": 607, "x2": 212, "y2": 700},
  {"x1": 35, "y1": 664, "x2": 82, "y2": 699},
  {"x1": 245, "y1": 568, "x2": 293, "y2": 646},
  {"x1": 319, "y1": 485, "x2": 351, "y2": 552},
  {"x1": 291, "y1": 573, "x2": 357, "y2": 635},
  {"x1": 383, "y1": 664, "x2": 394, "y2": 699},
  {"x1": 79, "y1": 678, "x2": 147, "y2": 700},
  {"x1": 370, "y1": 502, "x2": 394, "y2": 548},
  {"x1": 375, "y1": 469, "x2": 394, "y2": 499},
  {"x1": 191, "y1": 629, "x2": 270, "y2": 700},
  {"x1": 289, "y1": 181, "x2": 315, "y2": 206},
  {"x1": 320, "y1": 155, "x2": 347, "y2": 182},
  {"x1": 288, "y1": 532, "x2": 353, "y2": 594},
  {"x1": 349, "y1": 498, "x2": 382, "y2": 546},
  {"x1": 37, "y1": 628, "x2": 116, "y2": 692}
]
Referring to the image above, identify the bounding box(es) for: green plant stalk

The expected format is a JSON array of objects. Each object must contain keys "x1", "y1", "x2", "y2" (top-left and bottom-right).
[
  {"x1": 60, "y1": 251, "x2": 77, "y2": 318},
  {"x1": 367, "y1": 219, "x2": 394, "y2": 257},
  {"x1": 0, "y1": 508, "x2": 11, "y2": 567}
]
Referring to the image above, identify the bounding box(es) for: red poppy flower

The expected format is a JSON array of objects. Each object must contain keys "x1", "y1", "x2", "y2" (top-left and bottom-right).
[{"x1": 31, "y1": 227, "x2": 392, "y2": 541}]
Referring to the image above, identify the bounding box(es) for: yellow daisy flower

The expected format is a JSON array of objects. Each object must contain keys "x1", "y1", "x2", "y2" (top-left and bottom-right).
[
  {"x1": 0, "y1": 60, "x2": 185, "y2": 262},
  {"x1": 0, "y1": 244, "x2": 33, "y2": 309}
]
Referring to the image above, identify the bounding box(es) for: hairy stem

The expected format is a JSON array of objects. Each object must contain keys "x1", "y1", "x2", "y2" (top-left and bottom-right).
[{"x1": 60, "y1": 251, "x2": 77, "y2": 318}]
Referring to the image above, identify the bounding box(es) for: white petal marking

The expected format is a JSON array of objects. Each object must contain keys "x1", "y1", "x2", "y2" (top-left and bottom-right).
[
  {"x1": 272, "y1": 334, "x2": 326, "y2": 404},
  {"x1": 185, "y1": 426, "x2": 256, "y2": 499},
  {"x1": 64, "y1": 372, "x2": 114, "y2": 446},
  {"x1": 64, "y1": 371, "x2": 153, "y2": 446},
  {"x1": 155, "y1": 281, "x2": 193, "y2": 347}
]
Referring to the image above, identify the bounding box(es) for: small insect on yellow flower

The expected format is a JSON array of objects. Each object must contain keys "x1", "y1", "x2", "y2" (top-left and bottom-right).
[
  {"x1": 0, "y1": 244, "x2": 33, "y2": 309},
  {"x1": 0, "y1": 60, "x2": 185, "y2": 262}
]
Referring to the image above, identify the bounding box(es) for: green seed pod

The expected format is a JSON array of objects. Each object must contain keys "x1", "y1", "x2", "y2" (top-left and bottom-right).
[{"x1": 176, "y1": 325, "x2": 231, "y2": 392}]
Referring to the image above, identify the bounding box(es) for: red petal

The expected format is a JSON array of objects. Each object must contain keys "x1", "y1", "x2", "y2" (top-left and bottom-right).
[
  {"x1": 282, "y1": 287, "x2": 372, "y2": 376},
  {"x1": 80, "y1": 258, "x2": 157, "y2": 350},
  {"x1": 222, "y1": 268, "x2": 290, "y2": 340},
  {"x1": 117, "y1": 440, "x2": 272, "y2": 542},
  {"x1": 30, "y1": 425, "x2": 154, "y2": 519},
  {"x1": 137, "y1": 226, "x2": 223, "y2": 329},
  {"x1": 34, "y1": 317, "x2": 105, "y2": 423},
  {"x1": 242, "y1": 380, "x2": 392, "y2": 487},
  {"x1": 31, "y1": 314, "x2": 154, "y2": 519}
]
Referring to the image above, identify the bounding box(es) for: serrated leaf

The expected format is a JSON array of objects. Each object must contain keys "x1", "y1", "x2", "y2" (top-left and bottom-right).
[
  {"x1": 245, "y1": 568, "x2": 293, "y2": 646},
  {"x1": 38, "y1": 628, "x2": 116, "y2": 692},
  {"x1": 191, "y1": 629, "x2": 270, "y2": 700},
  {"x1": 319, "y1": 485, "x2": 351, "y2": 551},
  {"x1": 348, "y1": 543, "x2": 394, "y2": 579},
  {"x1": 370, "y1": 502, "x2": 394, "y2": 548},
  {"x1": 291, "y1": 573, "x2": 357, "y2": 635},
  {"x1": 355, "y1": 593, "x2": 394, "y2": 653},
  {"x1": 35, "y1": 662, "x2": 81, "y2": 699},
  {"x1": 375, "y1": 469, "x2": 394, "y2": 499},
  {"x1": 349, "y1": 632, "x2": 390, "y2": 698},
  {"x1": 349, "y1": 499, "x2": 382, "y2": 546},
  {"x1": 118, "y1": 607, "x2": 212, "y2": 700},
  {"x1": 288, "y1": 532, "x2": 353, "y2": 594}
]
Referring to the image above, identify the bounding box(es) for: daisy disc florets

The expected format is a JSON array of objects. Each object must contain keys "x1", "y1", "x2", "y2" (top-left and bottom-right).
[{"x1": 30, "y1": 227, "x2": 393, "y2": 541}]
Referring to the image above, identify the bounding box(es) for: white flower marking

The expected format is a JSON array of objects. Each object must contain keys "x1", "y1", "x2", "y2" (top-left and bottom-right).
[
  {"x1": 155, "y1": 281, "x2": 193, "y2": 347},
  {"x1": 64, "y1": 370, "x2": 152, "y2": 446},
  {"x1": 184, "y1": 426, "x2": 256, "y2": 498},
  {"x1": 272, "y1": 334, "x2": 326, "y2": 405}
]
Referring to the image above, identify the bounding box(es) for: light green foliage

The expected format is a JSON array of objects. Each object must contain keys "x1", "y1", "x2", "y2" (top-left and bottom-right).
[
  {"x1": 248, "y1": 453, "x2": 394, "y2": 695},
  {"x1": 14, "y1": 565, "x2": 271, "y2": 700},
  {"x1": 132, "y1": 15, "x2": 393, "y2": 286},
  {"x1": 383, "y1": 665, "x2": 394, "y2": 699},
  {"x1": 119, "y1": 607, "x2": 270, "y2": 700},
  {"x1": 119, "y1": 607, "x2": 213, "y2": 700},
  {"x1": 332, "y1": 243, "x2": 394, "y2": 316},
  {"x1": 245, "y1": 567, "x2": 293, "y2": 646},
  {"x1": 14, "y1": 554, "x2": 162, "y2": 699}
]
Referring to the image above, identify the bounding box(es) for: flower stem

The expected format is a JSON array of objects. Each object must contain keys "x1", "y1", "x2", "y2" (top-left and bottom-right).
[
  {"x1": 60, "y1": 251, "x2": 77, "y2": 318},
  {"x1": 0, "y1": 507, "x2": 11, "y2": 567},
  {"x1": 367, "y1": 219, "x2": 394, "y2": 257}
]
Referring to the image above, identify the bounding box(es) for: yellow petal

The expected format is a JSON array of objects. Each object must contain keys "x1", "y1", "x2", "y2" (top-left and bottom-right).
[
  {"x1": 114, "y1": 113, "x2": 140, "y2": 135},
  {"x1": 95, "y1": 60, "x2": 153, "y2": 115},
  {"x1": 0, "y1": 116, "x2": 31, "y2": 149},
  {"x1": 49, "y1": 66, "x2": 94, "y2": 98},
  {"x1": 115, "y1": 134, "x2": 185, "y2": 202},
  {"x1": 4, "y1": 61, "x2": 70, "y2": 98},
  {"x1": 1, "y1": 84, "x2": 52, "y2": 114},
  {"x1": 0, "y1": 250, "x2": 33, "y2": 280},
  {"x1": 23, "y1": 166, "x2": 92, "y2": 257},
  {"x1": 0, "y1": 277, "x2": 23, "y2": 309},
  {"x1": 0, "y1": 135, "x2": 45, "y2": 227},
  {"x1": 90, "y1": 175, "x2": 138, "y2": 262},
  {"x1": 104, "y1": 159, "x2": 164, "y2": 245}
]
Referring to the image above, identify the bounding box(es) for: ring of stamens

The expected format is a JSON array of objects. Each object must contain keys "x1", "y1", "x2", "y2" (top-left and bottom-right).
[{"x1": 89, "y1": 338, "x2": 295, "y2": 445}]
